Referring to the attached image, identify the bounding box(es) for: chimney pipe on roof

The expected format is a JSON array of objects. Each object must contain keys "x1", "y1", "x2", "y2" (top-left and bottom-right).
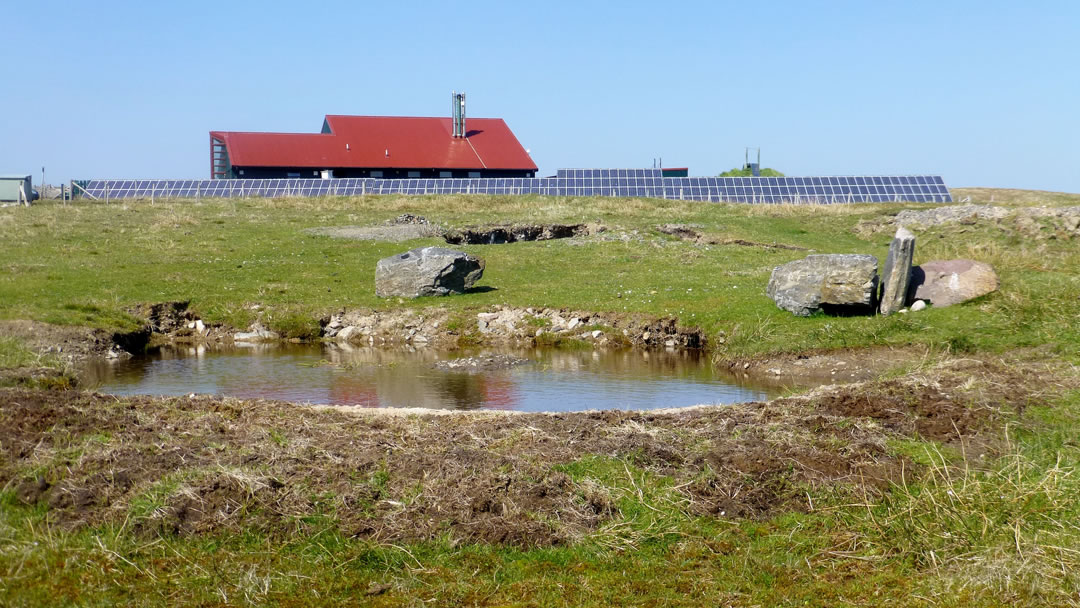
[{"x1": 451, "y1": 91, "x2": 466, "y2": 138}]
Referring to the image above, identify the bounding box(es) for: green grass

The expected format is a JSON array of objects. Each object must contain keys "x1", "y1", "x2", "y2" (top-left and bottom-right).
[
  {"x1": 1, "y1": 193, "x2": 1077, "y2": 359},
  {"x1": 0, "y1": 336, "x2": 41, "y2": 369}
]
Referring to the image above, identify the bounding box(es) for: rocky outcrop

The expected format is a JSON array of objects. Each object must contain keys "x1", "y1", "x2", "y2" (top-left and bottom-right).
[
  {"x1": 767, "y1": 254, "x2": 880, "y2": 316},
  {"x1": 443, "y1": 223, "x2": 596, "y2": 245},
  {"x1": 375, "y1": 247, "x2": 485, "y2": 298},
  {"x1": 910, "y1": 260, "x2": 999, "y2": 307},
  {"x1": 879, "y1": 227, "x2": 916, "y2": 315},
  {"x1": 322, "y1": 306, "x2": 706, "y2": 349}
]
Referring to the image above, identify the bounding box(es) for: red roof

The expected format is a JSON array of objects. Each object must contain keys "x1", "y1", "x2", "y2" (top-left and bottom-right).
[{"x1": 211, "y1": 116, "x2": 536, "y2": 171}]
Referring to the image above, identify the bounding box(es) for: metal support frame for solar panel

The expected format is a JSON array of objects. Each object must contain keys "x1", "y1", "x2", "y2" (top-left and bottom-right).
[{"x1": 77, "y1": 173, "x2": 952, "y2": 203}]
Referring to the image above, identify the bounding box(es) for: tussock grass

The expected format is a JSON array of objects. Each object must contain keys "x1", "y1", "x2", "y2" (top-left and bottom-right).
[{"x1": 851, "y1": 391, "x2": 1080, "y2": 605}]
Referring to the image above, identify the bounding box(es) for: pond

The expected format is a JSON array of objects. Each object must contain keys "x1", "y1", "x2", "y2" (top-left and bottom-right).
[{"x1": 81, "y1": 344, "x2": 779, "y2": 412}]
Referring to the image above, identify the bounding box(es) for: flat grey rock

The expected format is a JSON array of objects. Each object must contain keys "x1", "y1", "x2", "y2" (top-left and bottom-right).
[
  {"x1": 375, "y1": 247, "x2": 485, "y2": 298},
  {"x1": 767, "y1": 254, "x2": 879, "y2": 316}
]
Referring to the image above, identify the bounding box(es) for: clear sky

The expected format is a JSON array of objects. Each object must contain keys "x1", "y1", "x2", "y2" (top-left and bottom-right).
[{"x1": 3, "y1": 0, "x2": 1078, "y2": 192}]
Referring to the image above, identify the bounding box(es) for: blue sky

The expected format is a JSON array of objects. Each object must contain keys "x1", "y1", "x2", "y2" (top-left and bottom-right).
[{"x1": 3, "y1": 0, "x2": 1078, "y2": 192}]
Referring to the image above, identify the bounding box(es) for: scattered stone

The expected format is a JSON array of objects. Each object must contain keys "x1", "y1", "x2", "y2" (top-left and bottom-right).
[
  {"x1": 234, "y1": 325, "x2": 280, "y2": 342},
  {"x1": 910, "y1": 300, "x2": 927, "y2": 312},
  {"x1": 443, "y1": 223, "x2": 594, "y2": 245},
  {"x1": 766, "y1": 254, "x2": 880, "y2": 316},
  {"x1": 909, "y1": 259, "x2": 998, "y2": 307},
  {"x1": 879, "y1": 227, "x2": 916, "y2": 316},
  {"x1": 320, "y1": 307, "x2": 706, "y2": 349},
  {"x1": 895, "y1": 205, "x2": 1011, "y2": 228},
  {"x1": 386, "y1": 213, "x2": 429, "y2": 225},
  {"x1": 336, "y1": 326, "x2": 360, "y2": 342},
  {"x1": 375, "y1": 247, "x2": 485, "y2": 298},
  {"x1": 568, "y1": 318, "x2": 581, "y2": 330},
  {"x1": 591, "y1": 330, "x2": 603, "y2": 339},
  {"x1": 431, "y1": 354, "x2": 531, "y2": 373}
]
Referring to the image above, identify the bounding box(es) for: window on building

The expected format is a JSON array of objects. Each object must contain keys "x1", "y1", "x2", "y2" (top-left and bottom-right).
[
  {"x1": 468, "y1": 171, "x2": 481, "y2": 178},
  {"x1": 439, "y1": 171, "x2": 452, "y2": 178},
  {"x1": 287, "y1": 172, "x2": 301, "y2": 178},
  {"x1": 407, "y1": 171, "x2": 421, "y2": 178},
  {"x1": 371, "y1": 171, "x2": 383, "y2": 178}
]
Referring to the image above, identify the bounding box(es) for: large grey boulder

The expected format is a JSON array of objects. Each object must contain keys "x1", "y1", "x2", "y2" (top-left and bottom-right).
[
  {"x1": 767, "y1": 254, "x2": 879, "y2": 316},
  {"x1": 879, "y1": 227, "x2": 916, "y2": 315},
  {"x1": 909, "y1": 259, "x2": 998, "y2": 307},
  {"x1": 375, "y1": 247, "x2": 485, "y2": 298}
]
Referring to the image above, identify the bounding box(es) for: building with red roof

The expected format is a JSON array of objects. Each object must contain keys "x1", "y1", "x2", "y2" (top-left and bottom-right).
[{"x1": 209, "y1": 97, "x2": 537, "y2": 180}]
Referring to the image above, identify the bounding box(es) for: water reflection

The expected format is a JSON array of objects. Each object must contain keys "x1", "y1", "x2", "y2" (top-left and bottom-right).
[{"x1": 82, "y1": 345, "x2": 778, "y2": 412}]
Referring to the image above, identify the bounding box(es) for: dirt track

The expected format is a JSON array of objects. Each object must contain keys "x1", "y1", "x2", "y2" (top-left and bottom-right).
[{"x1": 2, "y1": 353, "x2": 1060, "y2": 548}]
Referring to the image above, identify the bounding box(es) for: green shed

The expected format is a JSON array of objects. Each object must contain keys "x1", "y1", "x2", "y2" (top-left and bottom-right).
[{"x1": 0, "y1": 175, "x2": 33, "y2": 204}]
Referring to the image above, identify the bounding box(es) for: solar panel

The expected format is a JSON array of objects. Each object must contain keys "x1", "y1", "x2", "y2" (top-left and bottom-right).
[{"x1": 78, "y1": 173, "x2": 953, "y2": 203}]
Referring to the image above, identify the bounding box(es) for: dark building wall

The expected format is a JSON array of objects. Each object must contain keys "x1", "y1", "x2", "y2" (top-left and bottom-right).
[{"x1": 230, "y1": 166, "x2": 535, "y2": 179}]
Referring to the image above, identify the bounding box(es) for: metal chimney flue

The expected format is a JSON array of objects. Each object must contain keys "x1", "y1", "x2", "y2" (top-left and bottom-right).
[{"x1": 451, "y1": 91, "x2": 466, "y2": 138}]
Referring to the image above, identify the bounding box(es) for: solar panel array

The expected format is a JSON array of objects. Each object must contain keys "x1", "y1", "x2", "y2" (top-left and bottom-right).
[{"x1": 78, "y1": 173, "x2": 952, "y2": 203}]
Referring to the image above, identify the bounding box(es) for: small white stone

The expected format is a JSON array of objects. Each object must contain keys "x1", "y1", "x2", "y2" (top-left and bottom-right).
[
  {"x1": 195, "y1": 319, "x2": 206, "y2": 334},
  {"x1": 911, "y1": 300, "x2": 927, "y2": 312},
  {"x1": 591, "y1": 330, "x2": 602, "y2": 339},
  {"x1": 568, "y1": 318, "x2": 581, "y2": 330},
  {"x1": 336, "y1": 326, "x2": 359, "y2": 342}
]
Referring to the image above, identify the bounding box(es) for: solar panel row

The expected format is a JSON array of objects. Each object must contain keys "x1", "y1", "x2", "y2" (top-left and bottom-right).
[
  {"x1": 80, "y1": 175, "x2": 952, "y2": 203},
  {"x1": 556, "y1": 168, "x2": 663, "y2": 178}
]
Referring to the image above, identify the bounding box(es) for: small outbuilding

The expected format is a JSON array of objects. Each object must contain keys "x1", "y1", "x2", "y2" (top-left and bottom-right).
[{"x1": 0, "y1": 175, "x2": 33, "y2": 204}]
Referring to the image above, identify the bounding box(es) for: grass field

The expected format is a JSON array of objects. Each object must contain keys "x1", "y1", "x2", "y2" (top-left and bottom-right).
[
  {"x1": 1, "y1": 191, "x2": 1078, "y2": 356},
  {"x1": 1, "y1": 190, "x2": 1080, "y2": 606}
]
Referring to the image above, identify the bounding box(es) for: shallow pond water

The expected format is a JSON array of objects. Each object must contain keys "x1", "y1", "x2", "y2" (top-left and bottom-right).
[{"x1": 82, "y1": 344, "x2": 779, "y2": 412}]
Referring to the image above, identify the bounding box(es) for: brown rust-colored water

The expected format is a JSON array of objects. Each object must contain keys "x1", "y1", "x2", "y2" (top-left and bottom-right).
[{"x1": 82, "y1": 344, "x2": 778, "y2": 412}]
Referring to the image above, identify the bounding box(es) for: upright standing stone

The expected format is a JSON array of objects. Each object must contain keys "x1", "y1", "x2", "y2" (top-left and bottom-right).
[
  {"x1": 879, "y1": 226, "x2": 916, "y2": 315},
  {"x1": 375, "y1": 247, "x2": 485, "y2": 298},
  {"x1": 766, "y1": 254, "x2": 880, "y2": 316}
]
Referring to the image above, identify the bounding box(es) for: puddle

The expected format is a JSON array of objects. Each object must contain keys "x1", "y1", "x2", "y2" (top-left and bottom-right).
[{"x1": 81, "y1": 345, "x2": 780, "y2": 412}]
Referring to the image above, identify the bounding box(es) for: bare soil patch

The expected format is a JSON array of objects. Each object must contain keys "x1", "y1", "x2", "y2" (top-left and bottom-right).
[
  {"x1": 657, "y1": 224, "x2": 809, "y2": 250},
  {"x1": 722, "y1": 346, "x2": 931, "y2": 387},
  {"x1": 306, "y1": 224, "x2": 444, "y2": 242},
  {"x1": 1, "y1": 353, "x2": 1062, "y2": 547},
  {"x1": 0, "y1": 320, "x2": 117, "y2": 362}
]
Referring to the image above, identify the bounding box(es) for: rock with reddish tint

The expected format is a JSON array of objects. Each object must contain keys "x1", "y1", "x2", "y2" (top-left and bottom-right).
[
  {"x1": 766, "y1": 254, "x2": 879, "y2": 316},
  {"x1": 879, "y1": 226, "x2": 916, "y2": 316},
  {"x1": 909, "y1": 259, "x2": 998, "y2": 307}
]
